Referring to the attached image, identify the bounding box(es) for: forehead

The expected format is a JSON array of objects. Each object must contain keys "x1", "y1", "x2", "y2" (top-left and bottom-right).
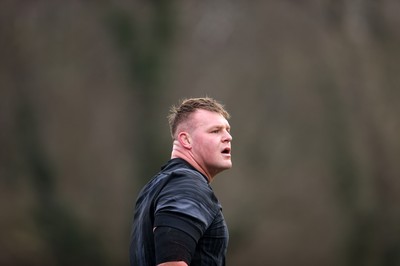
[{"x1": 191, "y1": 109, "x2": 230, "y2": 128}]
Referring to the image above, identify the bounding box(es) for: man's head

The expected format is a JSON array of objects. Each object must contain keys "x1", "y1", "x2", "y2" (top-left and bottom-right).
[
  {"x1": 168, "y1": 97, "x2": 232, "y2": 181},
  {"x1": 168, "y1": 97, "x2": 230, "y2": 139}
]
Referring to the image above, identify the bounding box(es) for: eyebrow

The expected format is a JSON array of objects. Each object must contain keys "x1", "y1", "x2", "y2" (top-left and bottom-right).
[{"x1": 210, "y1": 125, "x2": 230, "y2": 131}]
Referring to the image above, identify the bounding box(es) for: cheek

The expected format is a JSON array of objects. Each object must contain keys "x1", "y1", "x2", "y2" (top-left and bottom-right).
[
  {"x1": 203, "y1": 141, "x2": 220, "y2": 157},
  {"x1": 195, "y1": 138, "x2": 214, "y2": 155},
  {"x1": 192, "y1": 134, "x2": 220, "y2": 157}
]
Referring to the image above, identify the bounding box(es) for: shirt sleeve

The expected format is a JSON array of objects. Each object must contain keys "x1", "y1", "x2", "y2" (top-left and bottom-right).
[{"x1": 153, "y1": 169, "x2": 220, "y2": 242}]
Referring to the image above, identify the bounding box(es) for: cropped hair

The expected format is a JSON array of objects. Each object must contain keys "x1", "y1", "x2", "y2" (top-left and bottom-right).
[{"x1": 168, "y1": 97, "x2": 230, "y2": 139}]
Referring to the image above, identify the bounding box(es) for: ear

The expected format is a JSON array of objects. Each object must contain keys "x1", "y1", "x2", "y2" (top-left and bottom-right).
[{"x1": 177, "y1": 132, "x2": 192, "y2": 149}]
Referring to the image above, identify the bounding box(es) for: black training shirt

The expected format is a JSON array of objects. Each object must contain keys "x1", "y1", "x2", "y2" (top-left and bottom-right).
[{"x1": 129, "y1": 158, "x2": 229, "y2": 266}]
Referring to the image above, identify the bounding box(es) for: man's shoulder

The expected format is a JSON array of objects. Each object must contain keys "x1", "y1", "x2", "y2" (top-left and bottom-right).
[
  {"x1": 163, "y1": 168, "x2": 208, "y2": 193},
  {"x1": 155, "y1": 168, "x2": 220, "y2": 223},
  {"x1": 161, "y1": 158, "x2": 208, "y2": 184}
]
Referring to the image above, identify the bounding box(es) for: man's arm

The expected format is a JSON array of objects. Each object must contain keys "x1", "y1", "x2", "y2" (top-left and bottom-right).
[{"x1": 154, "y1": 226, "x2": 196, "y2": 265}]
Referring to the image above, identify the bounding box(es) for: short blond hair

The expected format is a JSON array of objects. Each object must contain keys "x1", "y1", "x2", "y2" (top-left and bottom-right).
[{"x1": 168, "y1": 97, "x2": 230, "y2": 139}]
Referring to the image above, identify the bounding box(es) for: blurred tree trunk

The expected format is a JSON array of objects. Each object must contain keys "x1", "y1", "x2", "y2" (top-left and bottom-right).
[
  {"x1": 323, "y1": 1, "x2": 400, "y2": 265},
  {"x1": 105, "y1": 1, "x2": 175, "y2": 183}
]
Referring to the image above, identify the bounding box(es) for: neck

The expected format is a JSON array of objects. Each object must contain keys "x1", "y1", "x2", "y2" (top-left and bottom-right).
[{"x1": 170, "y1": 140, "x2": 213, "y2": 182}]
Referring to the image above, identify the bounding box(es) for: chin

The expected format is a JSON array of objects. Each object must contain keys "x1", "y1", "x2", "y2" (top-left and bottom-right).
[{"x1": 223, "y1": 161, "x2": 232, "y2": 169}]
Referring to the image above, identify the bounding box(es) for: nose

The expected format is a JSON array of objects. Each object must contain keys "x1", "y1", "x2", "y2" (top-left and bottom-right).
[{"x1": 223, "y1": 130, "x2": 232, "y2": 142}]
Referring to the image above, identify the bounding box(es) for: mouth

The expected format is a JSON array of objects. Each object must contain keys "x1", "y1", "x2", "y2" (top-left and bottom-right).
[{"x1": 221, "y1": 147, "x2": 231, "y2": 156}]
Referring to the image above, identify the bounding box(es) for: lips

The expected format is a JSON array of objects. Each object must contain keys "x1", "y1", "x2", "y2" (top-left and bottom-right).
[{"x1": 221, "y1": 147, "x2": 231, "y2": 155}]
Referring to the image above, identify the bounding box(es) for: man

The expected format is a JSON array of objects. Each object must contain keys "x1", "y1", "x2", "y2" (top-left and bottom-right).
[{"x1": 130, "y1": 97, "x2": 233, "y2": 266}]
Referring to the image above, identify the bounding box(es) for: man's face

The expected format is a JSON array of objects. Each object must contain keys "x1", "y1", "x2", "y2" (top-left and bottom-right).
[{"x1": 188, "y1": 109, "x2": 232, "y2": 177}]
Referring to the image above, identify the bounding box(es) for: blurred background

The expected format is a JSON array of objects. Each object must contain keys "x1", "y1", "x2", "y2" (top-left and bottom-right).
[{"x1": 1, "y1": 1, "x2": 400, "y2": 265}]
